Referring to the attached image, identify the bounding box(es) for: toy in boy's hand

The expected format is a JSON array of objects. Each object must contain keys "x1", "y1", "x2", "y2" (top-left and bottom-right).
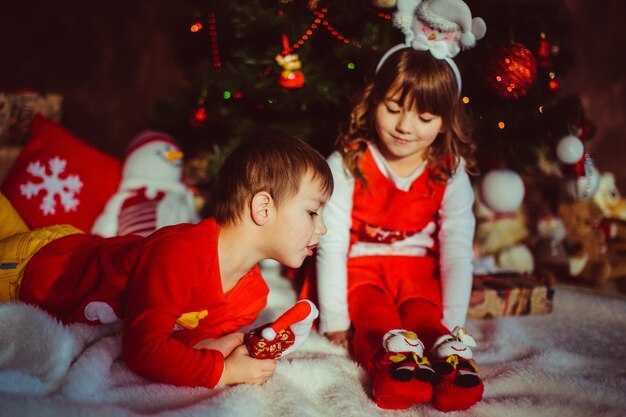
[
  {"x1": 91, "y1": 131, "x2": 200, "y2": 237},
  {"x1": 245, "y1": 299, "x2": 318, "y2": 359}
]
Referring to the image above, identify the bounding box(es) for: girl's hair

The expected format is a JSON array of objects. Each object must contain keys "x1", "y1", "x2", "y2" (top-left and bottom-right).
[
  {"x1": 337, "y1": 48, "x2": 477, "y2": 185},
  {"x1": 214, "y1": 130, "x2": 334, "y2": 226}
]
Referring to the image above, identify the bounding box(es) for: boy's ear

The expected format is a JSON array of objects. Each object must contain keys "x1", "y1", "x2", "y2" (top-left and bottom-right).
[{"x1": 250, "y1": 191, "x2": 273, "y2": 226}]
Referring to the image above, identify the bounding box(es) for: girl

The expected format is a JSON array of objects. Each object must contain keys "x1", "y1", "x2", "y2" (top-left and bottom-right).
[{"x1": 316, "y1": 1, "x2": 486, "y2": 410}]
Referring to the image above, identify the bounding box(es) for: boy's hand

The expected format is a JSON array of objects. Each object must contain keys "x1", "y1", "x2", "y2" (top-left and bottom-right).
[
  {"x1": 194, "y1": 332, "x2": 244, "y2": 357},
  {"x1": 324, "y1": 330, "x2": 350, "y2": 350},
  {"x1": 218, "y1": 345, "x2": 276, "y2": 385}
]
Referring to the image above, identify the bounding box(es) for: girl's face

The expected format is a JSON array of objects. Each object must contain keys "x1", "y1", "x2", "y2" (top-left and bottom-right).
[
  {"x1": 374, "y1": 90, "x2": 444, "y2": 168},
  {"x1": 267, "y1": 172, "x2": 329, "y2": 268}
]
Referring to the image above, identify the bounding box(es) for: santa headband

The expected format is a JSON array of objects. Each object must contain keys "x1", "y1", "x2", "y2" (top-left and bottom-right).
[{"x1": 376, "y1": 0, "x2": 487, "y2": 94}]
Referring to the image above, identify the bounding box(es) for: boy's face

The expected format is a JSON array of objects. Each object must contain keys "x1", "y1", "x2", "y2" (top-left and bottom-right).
[{"x1": 267, "y1": 172, "x2": 329, "y2": 268}]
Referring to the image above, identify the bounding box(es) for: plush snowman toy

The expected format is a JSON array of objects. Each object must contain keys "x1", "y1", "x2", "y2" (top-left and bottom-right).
[{"x1": 91, "y1": 131, "x2": 199, "y2": 237}]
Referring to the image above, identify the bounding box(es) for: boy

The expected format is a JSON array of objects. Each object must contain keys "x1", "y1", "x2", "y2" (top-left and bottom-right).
[{"x1": 0, "y1": 130, "x2": 333, "y2": 388}]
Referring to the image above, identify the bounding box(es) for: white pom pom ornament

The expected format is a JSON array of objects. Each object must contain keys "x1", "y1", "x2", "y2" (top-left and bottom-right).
[
  {"x1": 556, "y1": 135, "x2": 584, "y2": 164},
  {"x1": 480, "y1": 169, "x2": 525, "y2": 213}
]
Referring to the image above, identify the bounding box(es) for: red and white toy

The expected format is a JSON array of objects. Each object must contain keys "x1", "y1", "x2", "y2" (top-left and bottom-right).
[
  {"x1": 245, "y1": 299, "x2": 318, "y2": 360},
  {"x1": 91, "y1": 131, "x2": 199, "y2": 237},
  {"x1": 557, "y1": 134, "x2": 600, "y2": 200}
]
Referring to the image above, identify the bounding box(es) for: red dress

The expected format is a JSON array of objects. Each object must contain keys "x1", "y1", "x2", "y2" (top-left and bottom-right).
[{"x1": 347, "y1": 148, "x2": 447, "y2": 309}]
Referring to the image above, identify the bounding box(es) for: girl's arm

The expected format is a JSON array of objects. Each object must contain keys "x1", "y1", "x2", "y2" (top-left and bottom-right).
[
  {"x1": 437, "y1": 159, "x2": 476, "y2": 330},
  {"x1": 316, "y1": 151, "x2": 354, "y2": 334}
]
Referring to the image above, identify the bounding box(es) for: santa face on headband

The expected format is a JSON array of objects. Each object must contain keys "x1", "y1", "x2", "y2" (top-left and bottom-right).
[
  {"x1": 411, "y1": 19, "x2": 462, "y2": 59},
  {"x1": 395, "y1": 0, "x2": 486, "y2": 60}
]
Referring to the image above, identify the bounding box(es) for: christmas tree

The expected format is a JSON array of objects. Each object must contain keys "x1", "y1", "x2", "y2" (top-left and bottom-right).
[
  {"x1": 154, "y1": 0, "x2": 626, "y2": 286},
  {"x1": 156, "y1": 0, "x2": 591, "y2": 182},
  {"x1": 154, "y1": 0, "x2": 401, "y2": 163}
]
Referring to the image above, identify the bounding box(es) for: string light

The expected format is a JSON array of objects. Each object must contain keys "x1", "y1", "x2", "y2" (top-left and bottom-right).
[
  {"x1": 207, "y1": 12, "x2": 221, "y2": 71},
  {"x1": 285, "y1": 7, "x2": 362, "y2": 54},
  {"x1": 190, "y1": 23, "x2": 203, "y2": 32},
  {"x1": 462, "y1": 96, "x2": 470, "y2": 104},
  {"x1": 498, "y1": 121, "x2": 505, "y2": 129}
]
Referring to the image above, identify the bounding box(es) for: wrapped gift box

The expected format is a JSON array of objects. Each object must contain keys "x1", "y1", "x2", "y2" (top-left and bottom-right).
[{"x1": 468, "y1": 273, "x2": 554, "y2": 319}]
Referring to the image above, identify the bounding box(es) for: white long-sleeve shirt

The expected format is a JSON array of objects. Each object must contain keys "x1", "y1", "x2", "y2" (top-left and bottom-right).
[{"x1": 316, "y1": 144, "x2": 475, "y2": 334}]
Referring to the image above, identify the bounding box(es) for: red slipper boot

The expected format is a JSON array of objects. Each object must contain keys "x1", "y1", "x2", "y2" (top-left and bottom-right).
[
  {"x1": 433, "y1": 377, "x2": 484, "y2": 412},
  {"x1": 369, "y1": 330, "x2": 435, "y2": 409},
  {"x1": 430, "y1": 327, "x2": 484, "y2": 412}
]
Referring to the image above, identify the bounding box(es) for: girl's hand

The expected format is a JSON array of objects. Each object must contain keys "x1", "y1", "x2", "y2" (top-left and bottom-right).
[
  {"x1": 193, "y1": 332, "x2": 244, "y2": 357},
  {"x1": 324, "y1": 330, "x2": 350, "y2": 350},
  {"x1": 218, "y1": 345, "x2": 276, "y2": 385}
]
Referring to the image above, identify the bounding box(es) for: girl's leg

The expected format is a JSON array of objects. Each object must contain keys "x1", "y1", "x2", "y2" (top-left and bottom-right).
[
  {"x1": 349, "y1": 285, "x2": 434, "y2": 409},
  {"x1": 348, "y1": 284, "x2": 401, "y2": 369},
  {"x1": 398, "y1": 298, "x2": 449, "y2": 351}
]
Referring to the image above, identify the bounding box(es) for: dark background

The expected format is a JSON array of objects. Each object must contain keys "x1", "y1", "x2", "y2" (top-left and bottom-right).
[{"x1": 1, "y1": 0, "x2": 624, "y2": 189}]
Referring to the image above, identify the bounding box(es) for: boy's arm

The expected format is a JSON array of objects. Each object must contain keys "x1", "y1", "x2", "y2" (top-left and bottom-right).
[
  {"x1": 194, "y1": 333, "x2": 276, "y2": 386},
  {"x1": 121, "y1": 234, "x2": 228, "y2": 388},
  {"x1": 218, "y1": 345, "x2": 276, "y2": 385}
]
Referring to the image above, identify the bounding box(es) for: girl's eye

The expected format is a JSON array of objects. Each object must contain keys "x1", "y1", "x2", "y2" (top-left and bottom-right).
[
  {"x1": 386, "y1": 105, "x2": 400, "y2": 114},
  {"x1": 308, "y1": 210, "x2": 318, "y2": 218},
  {"x1": 420, "y1": 117, "x2": 433, "y2": 123}
]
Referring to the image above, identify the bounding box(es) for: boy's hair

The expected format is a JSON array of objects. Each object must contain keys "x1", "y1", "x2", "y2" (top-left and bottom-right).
[
  {"x1": 337, "y1": 49, "x2": 477, "y2": 185},
  {"x1": 214, "y1": 130, "x2": 334, "y2": 226}
]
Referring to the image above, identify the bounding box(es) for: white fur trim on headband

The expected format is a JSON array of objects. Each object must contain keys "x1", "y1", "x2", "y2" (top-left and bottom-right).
[{"x1": 375, "y1": 43, "x2": 462, "y2": 94}]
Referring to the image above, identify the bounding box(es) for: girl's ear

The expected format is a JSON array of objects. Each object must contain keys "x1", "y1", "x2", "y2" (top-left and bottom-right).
[{"x1": 250, "y1": 191, "x2": 273, "y2": 226}]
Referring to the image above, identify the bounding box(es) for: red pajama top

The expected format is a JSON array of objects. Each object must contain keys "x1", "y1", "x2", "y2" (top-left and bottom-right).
[{"x1": 20, "y1": 218, "x2": 269, "y2": 388}]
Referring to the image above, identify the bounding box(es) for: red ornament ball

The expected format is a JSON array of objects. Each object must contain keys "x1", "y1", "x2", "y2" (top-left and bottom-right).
[{"x1": 486, "y1": 43, "x2": 538, "y2": 99}]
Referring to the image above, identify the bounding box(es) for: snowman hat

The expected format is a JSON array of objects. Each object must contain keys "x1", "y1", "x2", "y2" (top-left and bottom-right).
[
  {"x1": 125, "y1": 130, "x2": 180, "y2": 160},
  {"x1": 261, "y1": 299, "x2": 318, "y2": 341}
]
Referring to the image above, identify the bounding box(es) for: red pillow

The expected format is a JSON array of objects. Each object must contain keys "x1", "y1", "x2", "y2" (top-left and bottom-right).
[{"x1": 1, "y1": 114, "x2": 122, "y2": 232}]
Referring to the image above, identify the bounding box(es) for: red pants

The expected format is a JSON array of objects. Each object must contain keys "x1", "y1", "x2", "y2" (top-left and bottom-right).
[{"x1": 347, "y1": 256, "x2": 449, "y2": 372}]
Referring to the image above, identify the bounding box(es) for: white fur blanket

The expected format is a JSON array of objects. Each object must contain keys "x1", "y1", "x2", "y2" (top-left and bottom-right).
[{"x1": 1, "y1": 261, "x2": 626, "y2": 417}]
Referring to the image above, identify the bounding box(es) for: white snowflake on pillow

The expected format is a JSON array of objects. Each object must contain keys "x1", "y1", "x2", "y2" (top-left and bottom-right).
[{"x1": 20, "y1": 156, "x2": 83, "y2": 215}]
